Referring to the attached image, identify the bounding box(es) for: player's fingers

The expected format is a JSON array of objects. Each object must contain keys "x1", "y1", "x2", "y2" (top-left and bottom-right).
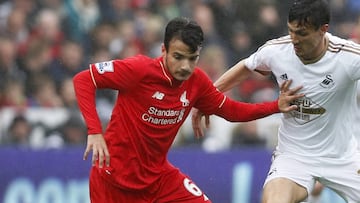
[
  {"x1": 98, "y1": 147, "x2": 105, "y2": 168},
  {"x1": 83, "y1": 145, "x2": 91, "y2": 160},
  {"x1": 194, "y1": 124, "x2": 203, "y2": 138},
  {"x1": 191, "y1": 110, "x2": 203, "y2": 138},
  {"x1": 205, "y1": 115, "x2": 210, "y2": 129},
  {"x1": 284, "y1": 104, "x2": 299, "y2": 112},
  {"x1": 193, "y1": 121, "x2": 204, "y2": 138},
  {"x1": 287, "y1": 85, "x2": 303, "y2": 95},
  {"x1": 104, "y1": 148, "x2": 110, "y2": 167},
  {"x1": 280, "y1": 79, "x2": 292, "y2": 92},
  {"x1": 292, "y1": 92, "x2": 305, "y2": 100},
  {"x1": 91, "y1": 147, "x2": 98, "y2": 166},
  {"x1": 198, "y1": 127, "x2": 204, "y2": 138}
]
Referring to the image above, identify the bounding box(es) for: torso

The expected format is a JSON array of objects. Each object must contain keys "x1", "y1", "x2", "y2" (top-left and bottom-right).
[{"x1": 245, "y1": 33, "x2": 360, "y2": 160}]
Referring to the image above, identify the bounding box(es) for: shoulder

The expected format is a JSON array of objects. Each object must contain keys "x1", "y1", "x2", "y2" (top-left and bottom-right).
[
  {"x1": 258, "y1": 35, "x2": 293, "y2": 52},
  {"x1": 115, "y1": 54, "x2": 154, "y2": 65},
  {"x1": 247, "y1": 35, "x2": 292, "y2": 64},
  {"x1": 327, "y1": 33, "x2": 360, "y2": 56},
  {"x1": 111, "y1": 55, "x2": 160, "y2": 73}
]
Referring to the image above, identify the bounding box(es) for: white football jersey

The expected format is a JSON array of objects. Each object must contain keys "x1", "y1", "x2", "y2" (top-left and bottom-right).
[{"x1": 245, "y1": 33, "x2": 360, "y2": 161}]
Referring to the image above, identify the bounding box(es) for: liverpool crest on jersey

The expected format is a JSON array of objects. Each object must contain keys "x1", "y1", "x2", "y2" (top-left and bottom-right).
[{"x1": 180, "y1": 91, "x2": 189, "y2": 107}]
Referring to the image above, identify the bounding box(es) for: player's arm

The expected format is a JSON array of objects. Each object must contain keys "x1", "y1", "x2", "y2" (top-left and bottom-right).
[
  {"x1": 192, "y1": 59, "x2": 259, "y2": 137},
  {"x1": 73, "y1": 70, "x2": 110, "y2": 168},
  {"x1": 192, "y1": 81, "x2": 302, "y2": 138},
  {"x1": 213, "y1": 79, "x2": 302, "y2": 121},
  {"x1": 214, "y1": 59, "x2": 254, "y2": 92}
]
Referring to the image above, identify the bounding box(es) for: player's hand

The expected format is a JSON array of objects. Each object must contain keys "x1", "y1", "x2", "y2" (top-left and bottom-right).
[
  {"x1": 191, "y1": 108, "x2": 210, "y2": 138},
  {"x1": 83, "y1": 134, "x2": 110, "y2": 168},
  {"x1": 278, "y1": 80, "x2": 304, "y2": 113}
]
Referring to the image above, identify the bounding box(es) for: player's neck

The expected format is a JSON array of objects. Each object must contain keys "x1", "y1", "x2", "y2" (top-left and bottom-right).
[{"x1": 300, "y1": 36, "x2": 328, "y2": 65}]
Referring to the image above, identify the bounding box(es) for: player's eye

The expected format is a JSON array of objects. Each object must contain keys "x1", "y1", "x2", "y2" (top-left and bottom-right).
[{"x1": 173, "y1": 54, "x2": 183, "y2": 60}]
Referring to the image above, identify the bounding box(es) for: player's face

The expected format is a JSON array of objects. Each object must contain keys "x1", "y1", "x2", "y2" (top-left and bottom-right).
[
  {"x1": 288, "y1": 21, "x2": 328, "y2": 61},
  {"x1": 162, "y1": 38, "x2": 200, "y2": 81}
]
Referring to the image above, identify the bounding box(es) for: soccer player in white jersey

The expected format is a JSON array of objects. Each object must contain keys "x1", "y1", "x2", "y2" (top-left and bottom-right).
[{"x1": 192, "y1": 0, "x2": 360, "y2": 202}]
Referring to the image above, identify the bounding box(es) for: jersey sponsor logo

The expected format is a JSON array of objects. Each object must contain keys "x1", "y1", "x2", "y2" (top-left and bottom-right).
[
  {"x1": 289, "y1": 96, "x2": 326, "y2": 124},
  {"x1": 144, "y1": 91, "x2": 189, "y2": 125},
  {"x1": 319, "y1": 74, "x2": 334, "y2": 88},
  {"x1": 180, "y1": 91, "x2": 189, "y2": 107},
  {"x1": 94, "y1": 61, "x2": 114, "y2": 74},
  {"x1": 152, "y1": 91, "x2": 165, "y2": 100},
  {"x1": 142, "y1": 107, "x2": 186, "y2": 125}
]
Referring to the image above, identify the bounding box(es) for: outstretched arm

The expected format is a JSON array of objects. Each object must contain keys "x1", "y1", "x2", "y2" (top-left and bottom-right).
[
  {"x1": 192, "y1": 60, "x2": 253, "y2": 137},
  {"x1": 192, "y1": 60, "x2": 265, "y2": 138},
  {"x1": 192, "y1": 79, "x2": 303, "y2": 138}
]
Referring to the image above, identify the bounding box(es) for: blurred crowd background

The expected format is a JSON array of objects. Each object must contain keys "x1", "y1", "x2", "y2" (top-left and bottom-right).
[{"x1": 0, "y1": 0, "x2": 360, "y2": 151}]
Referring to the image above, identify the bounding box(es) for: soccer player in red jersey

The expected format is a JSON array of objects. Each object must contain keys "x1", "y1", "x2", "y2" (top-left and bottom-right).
[{"x1": 73, "y1": 17, "x2": 303, "y2": 203}]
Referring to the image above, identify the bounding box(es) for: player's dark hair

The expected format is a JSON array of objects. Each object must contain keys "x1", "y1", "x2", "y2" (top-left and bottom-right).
[
  {"x1": 164, "y1": 17, "x2": 204, "y2": 53},
  {"x1": 288, "y1": 0, "x2": 330, "y2": 30}
]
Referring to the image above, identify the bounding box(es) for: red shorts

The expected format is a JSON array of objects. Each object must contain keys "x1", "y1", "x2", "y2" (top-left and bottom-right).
[{"x1": 89, "y1": 167, "x2": 212, "y2": 203}]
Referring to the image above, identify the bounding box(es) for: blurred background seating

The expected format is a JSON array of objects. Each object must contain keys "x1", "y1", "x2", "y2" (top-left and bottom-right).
[{"x1": 0, "y1": 0, "x2": 359, "y2": 151}]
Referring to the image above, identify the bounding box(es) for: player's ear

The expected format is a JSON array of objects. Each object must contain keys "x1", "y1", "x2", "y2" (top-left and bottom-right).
[
  {"x1": 320, "y1": 24, "x2": 329, "y2": 34},
  {"x1": 161, "y1": 43, "x2": 166, "y2": 56}
]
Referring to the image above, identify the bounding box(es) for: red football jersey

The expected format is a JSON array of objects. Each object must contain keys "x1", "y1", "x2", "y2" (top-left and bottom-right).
[{"x1": 73, "y1": 55, "x2": 279, "y2": 190}]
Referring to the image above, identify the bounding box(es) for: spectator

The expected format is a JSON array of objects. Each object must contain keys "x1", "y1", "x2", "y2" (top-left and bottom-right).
[
  {"x1": 0, "y1": 0, "x2": 36, "y2": 30},
  {"x1": 231, "y1": 120, "x2": 266, "y2": 147},
  {"x1": 60, "y1": 116, "x2": 87, "y2": 145},
  {"x1": 18, "y1": 8, "x2": 64, "y2": 59},
  {"x1": 192, "y1": 3, "x2": 223, "y2": 47},
  {"x1": 27, "y1": 73, "x2": 63, "y2": 107},
  {"x1": 0, "y1": 35, "x2": 26, "y2": 91},
  {"x1": 58, "y1": 77, "x2": 78, "y2": 109},
  {"x1": 89, "y1": 22, "x2": 116, "y2": 54},
  {"x1": 349, "y1": 15, "x2": 360, "y2": 42},
  {"x1": 137, "y1": 14, "x2": 164, "y2": 57},
  {"x1": 208, "y1": 0, "x2": 236, "y2": 47},
  {"x1": 47, "y1": 115, "x2": 87, "y2": 147},
  {"x1": 0, "y1": 8, "x2": 29, "y2": 45},
  {"x1": 1, "y1": 114, "x2": 33, "y2": 147},
  {"x1": 251, "y1": 3, "x2": 285, "y2": 46},
  {"x1": 228, "y1": 21, "x2": 256, "y2": 63},
  {"x1": 62, "y1": 0, "x2": 100, "y2": 42},
  {"x1": 150, "y1": 0, "x2": 180, "y2": 21},
  {"x1": 99, "y1": 0, "x2": 134, "y2": 23},
  {"x1": 109, "y1": 19, "x2": 143, "y2": 57},
  {"x1": 49, "y1": 40, "x2": 86, "y2": 87},
  {"x1": 21, "y1": 38, "x2": 52, "y2": 75},
  {"x1": 0, "y1": 78, "x2": 28, "y2": 109},
  {"x1": 198, "y1": 44, "x2": 228, "y2": 80}
]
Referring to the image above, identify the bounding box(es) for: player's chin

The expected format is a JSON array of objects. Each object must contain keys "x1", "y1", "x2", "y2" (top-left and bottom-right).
[{"x1": 294, "y1": 49, "x2": 305, "y2": 57}]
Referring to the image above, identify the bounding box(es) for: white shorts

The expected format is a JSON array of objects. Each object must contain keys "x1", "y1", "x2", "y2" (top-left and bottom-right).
[{"x1": 263, "y1": 150, "x2": 360, "y2": 202}]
